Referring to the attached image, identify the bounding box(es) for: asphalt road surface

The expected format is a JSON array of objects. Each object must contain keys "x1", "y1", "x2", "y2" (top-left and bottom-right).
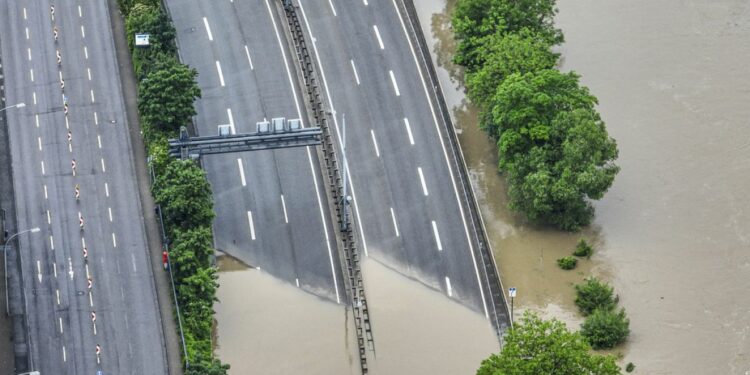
[
  {"x1": 164, "y1": 0, "x2": 344, "y2": 303},
  {"x1": 295, "y1": 0, "x2": 491, "y2": 316},
  {"x1": 0, "y1": 1, "x2": 168, "y2": 373}
]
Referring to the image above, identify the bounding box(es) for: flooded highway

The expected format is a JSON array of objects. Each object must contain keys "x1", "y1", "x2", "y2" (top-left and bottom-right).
[
  {"x1": 215, "y1": 254, "x2": 498, "y2": 374},
  {"x1": 415, "y1": 0, "x2": 750, "y2": 373}
]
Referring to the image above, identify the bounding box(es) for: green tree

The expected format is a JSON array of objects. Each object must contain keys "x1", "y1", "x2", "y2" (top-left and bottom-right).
[
  {"x1": 574, "y1": 277, "x2": 616, "y2": 315},
  {"x1": 125, "y1": 4, "x2": 175, "y2": 54},
  {"x1": 466, "y1": 29, "x2": 559, "y2": 107},
  {"x1": 186, "y1": 354, "x2": 230, "y2": 375},
  {"x1": 170, "y1": 226, "x2": 214, "y2": 280},
  {"x1": 153, "y1": 160, "x2": 214, "y2": 231},
  {"x1": 118, "y1": 0, "x2": 160, "y2": 16},
  {"x1": 487, "y1": 70, "x2": 618, "y2": 230},
  {"x1": 581, "y1": 308, "x2": 630, "y2": 349},
  {"x1": 453, "y1": 0, "x2": 563, "y2": 71},
  {"x1": 477, "y1": 312, "x2": 621, "y2": 375},
  {"x1": 138, "y1": 58, "x2": 201, "y2": 132}
]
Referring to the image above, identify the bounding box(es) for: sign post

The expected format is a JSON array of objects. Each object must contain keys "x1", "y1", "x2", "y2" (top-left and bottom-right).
[{"x1": 508, "y1": 287, "x2": 517, "y2": 325}]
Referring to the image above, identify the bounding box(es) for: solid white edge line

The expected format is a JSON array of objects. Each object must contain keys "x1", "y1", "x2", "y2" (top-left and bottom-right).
[
  {"x1": 280, "y1": 195, "x2": 289, "y2": 223},
  {"x1": 350, "y1": 59, "x2": 360, "y2": 85},
  {"x1": 203, "y1": 17, "x2": 214, "y2": 41},
  {"x1": 247, "y1": 211, "x2": 256, "y2": 240},
  {"x1": 215, "y1": 60, "x2": 225, "y2": 86},
  {"x1": 432, "y1": 220, "x2": 443, "y2": 251},
  {"x1": 373, "y1": 25, "x2": 384, "y2": 49},
  {"x1": 417, "y1": 167, "x2": 428, "y2": 196},
  {"x1": 267, "y1": 0, "x2": 341, "y2": 303},
  {"x1": 244, "y1": 45, "x2": 255, "y2": 70},
  {"x1": 389, "y1": 70, "x2": 400, "y2": 96},
  {"x1": 370, "y1": 129, "x2": 380, "y2": 157},
  {"x1": 404, "y1": 118, "x2": 416, "y2": 146},
  {"x1": 237, "y1": 158, "x2": 246, "y2": 186},
  {"x1": 391, "y1": 0, "x2": 489, "y2": 318},
  {"x1": 298, "y1": 0, "x2": 369, "y2": 259},
  {"x1": 390, "y1": 207, "x2": 399, "y2": 237}
]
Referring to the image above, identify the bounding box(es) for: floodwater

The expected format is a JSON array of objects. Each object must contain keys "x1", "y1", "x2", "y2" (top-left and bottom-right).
[
  {"x1": 415, "y1": 0, "x2": 750, "y2": 374},
  {"x1": 215, "y1": 255, "x2": 498, "y2": 374}
]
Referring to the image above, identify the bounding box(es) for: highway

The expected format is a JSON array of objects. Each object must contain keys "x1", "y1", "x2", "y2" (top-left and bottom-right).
[
  {"x1": 295, "y1": 0, "x2": 491, "y2": 315},
  {"x1": 0, "y1": 1, "x2": 168, "y2": 373},
  {"x1": 164, "y1": 0, "x2": 344, "y2": 303}
]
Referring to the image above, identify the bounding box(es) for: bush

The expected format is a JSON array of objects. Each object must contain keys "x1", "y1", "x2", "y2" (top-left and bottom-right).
[
  {"x1": 625, "y1": 362, "x2": 635, "y2": 372},
  {"x1": 477, "y1": 312, "x2": 621, "y2": 375},
  {"x1": 153, "y1": 160, "x2": 215, "y2": 232},
  {"x1": 138, "y1": 57, "x2": 201, "y2": 132},
  {"x1": 574, "y1": 277, "x2": 616, "y2": 315},
  {"x1": 581, "y1": 308, "x2": 630, "y2": 349},
  {"x1": 557, "y1": 256, "x2": 577, "y2": 270},
  {"x1": 573, "y1": 238, "x2": 593, "y2": 258}
]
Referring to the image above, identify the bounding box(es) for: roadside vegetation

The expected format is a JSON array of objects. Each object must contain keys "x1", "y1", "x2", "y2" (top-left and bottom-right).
[
  {"x1": 477, "y1": 312, "x2": 621, "y2": 375},
  {"x1": 452, "y1": 0, "x2": 619, "y2": 231},
  {"x1": 117, "y1": 1, "x2": 228, "y2": 373}
]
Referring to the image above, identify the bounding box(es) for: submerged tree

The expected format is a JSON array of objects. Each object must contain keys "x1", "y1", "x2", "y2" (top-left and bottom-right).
[{"x1": 477, "y1": 312, "x2": 621, "y2": 375}]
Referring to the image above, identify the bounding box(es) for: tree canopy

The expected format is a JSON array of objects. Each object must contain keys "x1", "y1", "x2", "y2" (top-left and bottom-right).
[
  {"x1": 138, "y1": 57, "x2": 201, "y2": 132},
  {"x1": 453, "y1": 0, "x2": 563, "y2": 71},
  {"x1": 153, "y1": 159, "x2": 215, "y2": 231},
  {"x1": 453, "y1": 0, "x2": 618, "y2": 230},
  {"x1": 477, "y1": 312, "x2": 621, "y2": 375},
  {"x1": 466, "y1": 29, "x2": 559, "y2": 107}
]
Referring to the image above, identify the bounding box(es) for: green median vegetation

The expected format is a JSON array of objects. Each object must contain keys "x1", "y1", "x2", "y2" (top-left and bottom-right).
[
  {"x1": 453, "y1": 0, "x2": 619, "y2": 231},
  {"x1": 118, "y1": 1, "x2": 228, "y2": 373}
]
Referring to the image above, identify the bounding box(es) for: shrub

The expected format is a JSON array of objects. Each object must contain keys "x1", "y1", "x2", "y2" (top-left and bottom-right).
[
  {"x1": 153, "y1": 159, "x2": 215, "y2": 232},
  {"x1": 575, "y1": 277, "x2": 616, "y2": 315},
  {"x1": 477, "y1": 312, "x2": 621, "y2": 375},
  {"x1": 557, "y1": 256, "x2": 577, "y2": 270},
  {"x1": 625, "y1": 362, "x2": 635, "y2": 372},
  {"x1": 138, "y1": 57, "x2": 201, "y2": 132},
  {"x1": 581, "y1": 308, "x2": 630, "y2": 349},
  {"x1": 573, "y1": 238, "x2": 593, "y2": 258}
]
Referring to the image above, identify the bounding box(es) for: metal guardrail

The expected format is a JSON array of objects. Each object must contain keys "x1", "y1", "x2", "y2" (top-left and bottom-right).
[
  {"x1": 395, "y1": 0, "x2": 512, "y2": 337},
  {"x1": 279, "y1": 0, "x2": 374, "y2": 373}
]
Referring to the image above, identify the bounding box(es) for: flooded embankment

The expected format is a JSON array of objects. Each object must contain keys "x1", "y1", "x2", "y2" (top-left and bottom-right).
[{"x1": 415, "y1": 0, "x2": 750, "y2": 373}]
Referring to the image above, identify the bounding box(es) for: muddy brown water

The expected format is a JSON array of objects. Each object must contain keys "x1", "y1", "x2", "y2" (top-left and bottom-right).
[
  {"x1": 415, "y1": 0, "x2": 750, "y2": 374},
  {"x1": 215, "y1": 255, "x2": 498, "y2": 374}
]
